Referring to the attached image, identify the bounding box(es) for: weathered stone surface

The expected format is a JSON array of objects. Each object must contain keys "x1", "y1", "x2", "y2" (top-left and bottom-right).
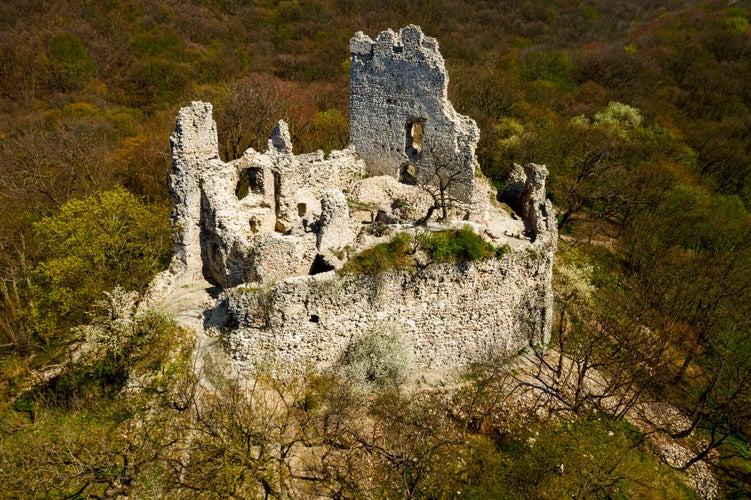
[
  {"x1": 268, "y1": 120, "x2": 292, "y2": 154},
  {"x1": 248, "y1": 231, "x2": 316, "y2": 285},
  {"x1": 504, "y1": 163, "x2": 528, "y2": 206},
  {"x1": 348, "y1": 175, "x2": 434, "y2": 221},
  {"x1": 316, "y1": 190, "x2": 356, "y2": 269},
  {"x1": 158, "y1": 105, "x2": 368, "y2": 289},
  {"x1": 503, "y1": 162, "x2": 553, "y2": 242},
  {"x1": 168, "y1": 101, "x2": 222, "y2": 282},
  {"x1": 350, "y1": 25, "x2": 479, "y2": 201},
  {"x1": 224, "y1": 241, "x2": 554, "y2": 371}
]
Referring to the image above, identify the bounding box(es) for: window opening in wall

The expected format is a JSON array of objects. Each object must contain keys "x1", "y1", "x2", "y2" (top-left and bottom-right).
[
  {"x1": 236, "y1": 167, "x2": 263, "y2": 199},
  {"x1": 411, "y1": 122, "x2": 423, "y2": 151},
  {"x1": 309, "y1": 254, "x2": 335, "y2": 275},
  {"x1": 405, "y1": 120, "x2": 424, "y2": 161},
  {"x1": 298, "y1": 203, "x2": 307, "y2": 216},
  {"x1": 399, "y1": 162, "x2": 417, "y2": 185}
]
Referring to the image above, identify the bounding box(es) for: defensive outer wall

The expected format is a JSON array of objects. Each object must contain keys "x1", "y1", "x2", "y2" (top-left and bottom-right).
[
  {"x1": 224, "y1": 223, "x2": 555, "y2": 371},
  {"x1": 154, "y1": 25, "x2": 557, "y2": 374}
]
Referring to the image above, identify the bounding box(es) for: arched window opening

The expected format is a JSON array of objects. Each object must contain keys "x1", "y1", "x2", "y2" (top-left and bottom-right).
[
  {"x1": 236, "y1": 167, "x2": 264, "y2": 199},
  {"x1": 399, "y1": 162, "x2": 417, "y2": 185},
  {"x1": 410, "y1": 122, "x2": 423, "y2": 152},
  {"x1": 405, "y1": 119, "x2": 425, "y2": 161}
]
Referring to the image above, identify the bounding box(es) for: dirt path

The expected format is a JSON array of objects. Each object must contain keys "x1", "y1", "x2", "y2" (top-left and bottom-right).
[{"x1": 158, "y1": 277, "x2": 235, "y2": 390}]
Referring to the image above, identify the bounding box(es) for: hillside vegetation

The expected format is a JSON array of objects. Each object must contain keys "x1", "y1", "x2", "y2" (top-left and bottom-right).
[{"x1": 0, "y1": 0, "x2": 750, "y2": 496}]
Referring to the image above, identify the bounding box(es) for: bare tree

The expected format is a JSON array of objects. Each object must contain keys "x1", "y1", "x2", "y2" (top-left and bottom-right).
[
  {"x1": 216, "y1": 76, "x2": 287, "y2": 161},
  {"x1": 0, "y1": 117, "x2": 116, "y2": 212},
  {"x1": 413, "y1": 147, "x2": 468, "y2": 224}
]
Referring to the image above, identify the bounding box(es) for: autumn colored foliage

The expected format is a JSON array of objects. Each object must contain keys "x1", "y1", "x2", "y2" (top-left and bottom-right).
[{"x1": 0, "y1": 0, "x2": 750, "y2": 496}]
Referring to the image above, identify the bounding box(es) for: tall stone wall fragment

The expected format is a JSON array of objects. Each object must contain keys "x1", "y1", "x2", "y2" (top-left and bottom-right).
[
  {"x1": 316, "y1": 190, "x2": 356, "y2": 269},
  {"x1": 169, "y1": 102, "x2": 221, "y2": 281},
  {"x1": 350, "y1": 25, "x2": 479, "y2": 200},
  {"x1": 503, "y1": 162, "x2": 554, "y2": 242}
]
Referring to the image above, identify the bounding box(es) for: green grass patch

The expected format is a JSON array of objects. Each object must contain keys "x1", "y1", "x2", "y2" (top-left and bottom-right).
[
  {"x1": 420, "y1": 227, "x2": 503, "y2": 263},
  {"x1": 342, "y1": 229, "x2": 508, "y2": 276},
  {"x1": 341, "y1": 232, "x2": 415, "y2": 275}
]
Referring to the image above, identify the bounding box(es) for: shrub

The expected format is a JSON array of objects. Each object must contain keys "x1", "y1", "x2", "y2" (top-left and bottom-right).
[
  {"x1": 47, "y1": 33, "x2": 95, "y2": 91},
  {"x1": 420, "y1": 226, "x2": 497, "y2": 263},
  {"x1": 338, "y1": 323, "x2": 413, "y2": 390},
  {"x1": 341, "y1": 232, "x2": 414, "y2": 275},
  {"x1": 495, "y1": 243, "x2": 511, "y2": 259}
]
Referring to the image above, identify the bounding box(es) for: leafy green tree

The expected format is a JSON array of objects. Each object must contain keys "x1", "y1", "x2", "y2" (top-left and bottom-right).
[
  {"x1": 30, "y1": 186, "x2": 171, "y2": 337},
  {"x1": 522, "y1": 50, "x2": 575, "y2": 91},
  {"x1": 592, "y1": 101, "x2": 643, "y2": 130},
  {"x1": 47, "y1": 33, "x2": 95, "y2": 92},
  {"x1": 0, "y1": 301, "x2": 190, "y2": 498}
]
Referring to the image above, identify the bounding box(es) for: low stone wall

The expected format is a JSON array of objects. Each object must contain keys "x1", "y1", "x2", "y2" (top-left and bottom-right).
[{"x1": 223, "y1": 237, "x2": 554, "y2": 372}]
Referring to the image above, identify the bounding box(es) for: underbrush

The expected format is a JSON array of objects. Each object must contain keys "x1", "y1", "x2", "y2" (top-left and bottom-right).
[
  {"x1": 342, "y1": 227, "x2": 509, "y2": 276},
  {"x1": 0, "y1": 325, "x2": 695, "y2": 498},
  {"x1": 420, "y1": 226, "x2": 508, "y2": 262},
  {"x1": 12, "y1": 289, "x2": 189, "y2": 412},
  {"x1": 0, "y1": 288, "x2": 193, "y2": 498}
]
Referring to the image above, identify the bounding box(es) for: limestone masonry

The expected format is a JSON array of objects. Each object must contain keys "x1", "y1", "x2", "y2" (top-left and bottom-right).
[
  {"x1": 152, "y1": 25, "x2": 557, "y2": 374},
  {"x1": 350, "y1": 25, "x2": 478, "y2": 200}
]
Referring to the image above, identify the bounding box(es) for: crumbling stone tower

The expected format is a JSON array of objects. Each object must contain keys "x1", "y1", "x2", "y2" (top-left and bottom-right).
[{"x1": 350, "y1": 25, "x2": 479, "y2": 200}]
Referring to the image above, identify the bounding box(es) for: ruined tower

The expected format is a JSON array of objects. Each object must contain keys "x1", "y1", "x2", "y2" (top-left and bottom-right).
[{"x1": 349, "y1": 25, "x2": 479, "y2": 200}]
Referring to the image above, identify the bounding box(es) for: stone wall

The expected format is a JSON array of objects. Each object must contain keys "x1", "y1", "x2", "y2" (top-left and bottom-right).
[
  {"x1": 350, "y1": 25, "x2": 479, "y2": 200},
  {"x1": 223, "y1": 160, "x2": 557, "y2": 372},
  {"x1": 224, "y1": 230, "x2": 555, "y2": 372},
  {"x1": 159, "y1": 102, "x2": 367, "y2": 290}
]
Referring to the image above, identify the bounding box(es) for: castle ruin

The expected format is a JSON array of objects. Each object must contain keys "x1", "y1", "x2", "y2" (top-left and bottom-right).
[{"x1": 152, "y1": 25, "x2": 557, "y2": 373}]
